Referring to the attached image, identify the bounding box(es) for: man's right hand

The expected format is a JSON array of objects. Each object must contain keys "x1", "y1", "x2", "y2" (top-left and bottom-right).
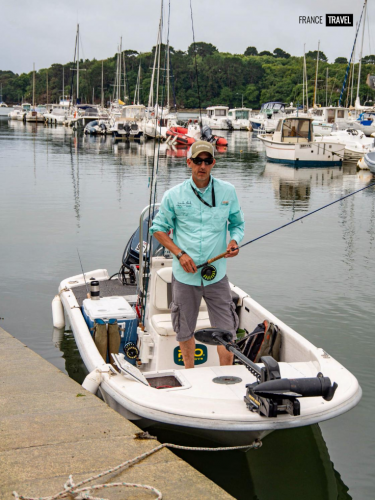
[{"x1": 179, "y1": 253, "x2": 197, "y2": 273}]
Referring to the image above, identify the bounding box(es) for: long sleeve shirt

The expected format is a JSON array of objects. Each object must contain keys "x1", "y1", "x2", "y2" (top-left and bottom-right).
[{"x1": 149, "y1": 175, "x2": 245, "y2": 286}]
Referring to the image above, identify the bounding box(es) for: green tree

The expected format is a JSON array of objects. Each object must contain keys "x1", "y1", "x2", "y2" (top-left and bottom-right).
[
  {"x1": 362, "y1": 55, "x2": 375, "y2": 64},
  {"x1": 273, "y1": 48, "x2": 290, "y2": 59},
  {"x1": 334, "y1": 57, "x2": 348, "y2": 64},
  {"x1": 306, "y1": 50, "x2": 328, "y2": 62},
  {"x1": 244, "y1": 46, "x2": 258, "y2": 56},
  {"x1": 187, "y1": 42, "x2": 218, "y2": 57},
  {"x1": 259, "y1": 51, "x2": 274, "y2": 57}
]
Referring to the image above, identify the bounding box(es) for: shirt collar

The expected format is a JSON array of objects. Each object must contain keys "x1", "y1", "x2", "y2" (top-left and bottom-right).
[{"x1": 190, "y1": 175, "x2": 213, "y2": 193}]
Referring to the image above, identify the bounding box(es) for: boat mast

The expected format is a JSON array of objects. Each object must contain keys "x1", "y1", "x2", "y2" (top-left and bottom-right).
[
  {"x1": 155, "y1": 7, "x2": 162, "y2": 110},
  {"x1": 46, "y1": 70, "x2": 48, "y2": 105},
  {"x1": 351, "y1": 22, "x2": 358, "y2": 107},
  {"x1": 325, "y1": 67, "x2": 328, "y2": 107},
  {"x1": 167, "y1": 39, "x2": 170, "y2": 108},
  {"x1": 302, "y1": 44, "x2": 305, "y2": 110},
  {"x1": 101, "y1": 61, "x2": 104, "y2": 108},
  {"x1": 123, "y1": 50, "x2": 127, "y2": 103},
  {"x1": 77, "y1": 24, "x2": 79, "y2": 103},
  {"x1": 356, "y1": 0, "x2": 368, "y2": 105},
  {"x1": 119, "y1": 37, "x2": 122, "y2": 102},
  {"x1": 304, "y1": 47, "x2": 309, "y2": 109},
  {"x1": 313, "y1": 40, "x2": 320, "y2": 108},
  {"x1": 148, "y1": 21, "x2": 160, "y2": 109},
  {"x1": 32, "y1": 63, "x2": 35, "y2": 108}
]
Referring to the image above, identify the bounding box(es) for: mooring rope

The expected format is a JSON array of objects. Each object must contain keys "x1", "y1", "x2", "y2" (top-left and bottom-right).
[{"x1": 13, "y1": 435, "x2": 262, "y2": 500}]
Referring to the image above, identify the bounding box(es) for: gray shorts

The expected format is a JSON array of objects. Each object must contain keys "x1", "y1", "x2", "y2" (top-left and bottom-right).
[{"x1": 170, "y1": 275, "x2": 239, "y2": 342}]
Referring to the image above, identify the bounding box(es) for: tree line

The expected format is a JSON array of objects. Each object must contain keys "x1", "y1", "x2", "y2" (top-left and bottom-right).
[{"x1": 1, "y1": 42, "x2": 375, "y2": 109}]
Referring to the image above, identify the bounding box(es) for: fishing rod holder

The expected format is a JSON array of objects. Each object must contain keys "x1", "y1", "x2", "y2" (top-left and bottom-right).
[{"x1": 195, "y1": 328, "x2": 338, "y2": 418}]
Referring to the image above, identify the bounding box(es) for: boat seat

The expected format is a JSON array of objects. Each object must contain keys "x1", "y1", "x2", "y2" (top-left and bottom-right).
[
  {"x1": 151, "y1": 311, "x2": 211, "y2": 336},
  {"x1": 153, "y1": 267, "x2": 207, "y2": 312}
]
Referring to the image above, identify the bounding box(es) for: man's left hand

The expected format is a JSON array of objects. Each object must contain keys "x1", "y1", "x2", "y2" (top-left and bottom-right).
[{"x1": 225, "y1": 240, "x2": 239, "y2": 258}]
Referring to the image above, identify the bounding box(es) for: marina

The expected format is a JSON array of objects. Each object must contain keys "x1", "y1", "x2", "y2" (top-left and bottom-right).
[
  {"x1": 1, "y1": 0, "x2": 375, "y2": 498},
  {"x1": 1, "y1": 116, "x2": 374, "y2": 498}
]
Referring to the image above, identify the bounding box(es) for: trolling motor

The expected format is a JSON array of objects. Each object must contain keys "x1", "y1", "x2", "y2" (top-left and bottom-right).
[{"x1": 195, "y1": 328, "x2": 338, "y2": 418}]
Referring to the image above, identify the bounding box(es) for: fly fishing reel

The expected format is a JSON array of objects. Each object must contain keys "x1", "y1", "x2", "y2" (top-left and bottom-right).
[
  {"x1": 123, "y1": 342, "x2": 139, "y2": 361},
  {"x1": 200, "y1": 264, "x2": 217, "y2": 281}
]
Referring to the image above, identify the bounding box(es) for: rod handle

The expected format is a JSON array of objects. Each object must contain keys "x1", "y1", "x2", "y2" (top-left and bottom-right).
[{"x1": 207, "y1": 246, "x2": 239, "y2": 264}]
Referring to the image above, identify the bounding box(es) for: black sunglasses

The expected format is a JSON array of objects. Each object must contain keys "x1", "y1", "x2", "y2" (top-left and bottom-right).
[{"x1": 191, "y1": 157, "x2": 214, "y2": 166}]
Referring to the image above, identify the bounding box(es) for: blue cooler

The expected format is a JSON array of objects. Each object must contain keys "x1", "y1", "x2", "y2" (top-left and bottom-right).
[{"x1": 82, "y1": 296, "x2": 138, "y2": 364}]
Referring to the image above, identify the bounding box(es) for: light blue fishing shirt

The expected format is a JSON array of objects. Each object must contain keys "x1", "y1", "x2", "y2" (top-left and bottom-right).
[{"x1": 149, "y1": 176, "x2": 245, "y2": 286}]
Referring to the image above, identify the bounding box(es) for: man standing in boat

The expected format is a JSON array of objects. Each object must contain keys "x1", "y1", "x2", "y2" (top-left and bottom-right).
[{"x1": 150, "y1": 141, "x2": 245, "y2": 368}]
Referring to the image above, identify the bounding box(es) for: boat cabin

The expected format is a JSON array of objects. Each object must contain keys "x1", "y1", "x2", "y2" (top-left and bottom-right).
[
  {"x1": 309, "y1": 107, "x2": 350, "y2": 123},
  {"x1": 206, "y1": 106, "x2": 229, "y2": 118},
  {"x1": 260, "y1": 101, "x2": 285, "y2": 117},
  {"x1": 120, "y1": 105, "x2": 145, "y2": 121},
  {"x1": 273, "y1": 117, "x2": 313, "y2": 143},
  {"x1": 228, "y1": 108, "x2": 252, "y2": 120}
]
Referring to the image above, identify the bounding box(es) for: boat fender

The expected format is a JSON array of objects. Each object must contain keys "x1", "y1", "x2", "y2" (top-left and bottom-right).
[
  {"x1": 82, "y1": 368, "x2": 103, "y2": 394},
  {"x1": 52, "y1": 295, "x2": 65, "y2": 329}
]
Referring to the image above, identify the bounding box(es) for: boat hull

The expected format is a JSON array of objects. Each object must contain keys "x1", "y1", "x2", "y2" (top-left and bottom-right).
[{"x1": 259, "y1": 136, "x2": 343, "y2": 167}]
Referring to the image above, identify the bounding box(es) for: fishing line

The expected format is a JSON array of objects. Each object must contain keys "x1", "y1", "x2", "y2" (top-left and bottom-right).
[
  {"x1": 76, "y1": 248, "x2": 89, "y2": 297},
  {"x1": 197, "y1": 181, "x2": 375, "y2": 280}
]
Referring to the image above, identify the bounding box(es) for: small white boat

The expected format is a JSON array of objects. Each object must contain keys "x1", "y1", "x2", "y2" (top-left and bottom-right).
[
  {"x1": 315, "y1": 128, "x2": 375, "y2": 162},
  {"x1": 309, "y1": 107, "x2": 352, "y2": 136},
  {"x1": 8, "y1": 105, "x2": 23, "y2": 120},
  {"x1": 362, "y1": 151, "x2": 375, "y2": 173},
  {"x1": 202, "y1": 106, "x2": 233, "y2": 131},
  {"x1": 111, "y1": 104, "x2": 145, "y2": 139},
  {"x1": 250, "y1": 101, "x2": 286, "y2": 132},
  {"x1": 25, "y1": 105, "x2": 47, "y2": 122},
  {"x1": 55, "y1": 208, "x2": 361, "y2": 445},
  {"x1": 228, "y1": 108, "x2": 252, "y2": 130},
  {"x1": 258, "y1": 117, "x2": 344, "y2": 167},
  {"x1": 11, "y1": 103, "x2": 32, "y2": 121}
]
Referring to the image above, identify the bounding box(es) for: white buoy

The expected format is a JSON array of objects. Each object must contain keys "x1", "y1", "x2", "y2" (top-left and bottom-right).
[{"x1": 52, "y1": 295, "x2": 65, "y2": 329}]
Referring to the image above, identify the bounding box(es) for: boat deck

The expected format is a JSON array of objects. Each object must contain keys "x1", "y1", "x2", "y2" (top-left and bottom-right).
[{"x1": 73, "y1": 279, "x2": 137, "y2": 306}]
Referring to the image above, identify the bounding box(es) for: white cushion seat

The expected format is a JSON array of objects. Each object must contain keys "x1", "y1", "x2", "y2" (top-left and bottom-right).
[{"x1": 151, "y1": 311, "x2": 211, "y2": 336}]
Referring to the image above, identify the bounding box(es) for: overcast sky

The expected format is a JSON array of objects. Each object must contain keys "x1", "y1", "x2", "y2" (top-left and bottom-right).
[{"x1": 0, "y1": 0, "x2": 373, "y2": 74}]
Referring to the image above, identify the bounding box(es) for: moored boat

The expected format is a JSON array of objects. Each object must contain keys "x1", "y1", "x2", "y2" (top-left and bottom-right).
[
  {"x1": 258, "y1": 117, "x2": 344, "y2": 167},
  {"x1": 54, "y1": 207, "x2": 361, "y2": 445}
]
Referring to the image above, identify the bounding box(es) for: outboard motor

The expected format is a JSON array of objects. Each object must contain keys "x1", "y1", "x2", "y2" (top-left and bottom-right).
[
  {"x1": 226, "y1": 119, "x2": 233, "y2": 130},
  {"x1": 201, "y1": 125, "x2": 214, "y2": 143},
  {"x1": 120, "y1": 209, "x2": 163, "y2": 284},
  {"x1": 124, "y1": 123, "x2": 131, "y2": 137}
]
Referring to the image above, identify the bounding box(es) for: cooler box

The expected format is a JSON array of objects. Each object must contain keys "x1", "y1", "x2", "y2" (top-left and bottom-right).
[{"x1": 82, "y1": 296, "x2": 138, "y2": 364}]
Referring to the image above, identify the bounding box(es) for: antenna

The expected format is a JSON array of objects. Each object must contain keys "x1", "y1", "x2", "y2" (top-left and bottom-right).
[{"x1": 77, "y1": 248, "x2": 89, "y2": 298}]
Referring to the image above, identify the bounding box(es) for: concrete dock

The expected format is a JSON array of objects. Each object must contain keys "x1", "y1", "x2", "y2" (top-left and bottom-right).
[{"x1": 0, "y1": 327, "x2": 233, "y2": 499}]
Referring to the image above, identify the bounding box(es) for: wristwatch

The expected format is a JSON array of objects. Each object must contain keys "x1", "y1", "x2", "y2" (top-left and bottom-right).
[{"x1": 176, "y1": 250, "x2": 186, "y2": 260}]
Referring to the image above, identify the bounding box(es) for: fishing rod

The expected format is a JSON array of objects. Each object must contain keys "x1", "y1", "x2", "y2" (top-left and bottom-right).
[
  {"x1": 197, "y1": 181, "x2": 375, "y2": 281},
  {"x1": 77, "y1": 248, "x2": 90, "y2": 298}
]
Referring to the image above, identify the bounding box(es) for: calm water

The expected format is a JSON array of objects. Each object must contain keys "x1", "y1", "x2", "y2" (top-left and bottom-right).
[{"x1": 1, "y1": 117, "x2": 374, "y2": 499}]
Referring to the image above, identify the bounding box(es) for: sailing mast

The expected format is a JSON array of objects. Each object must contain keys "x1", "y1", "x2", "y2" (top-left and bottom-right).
[
  {"x1": 119, "y1": 37, "x2": 122, "y2": 102},
  {"x1": 101, "y1": 61, "x2": 104, "y2": 108},
  {"x1": 77, "y1": 24, "x2": 80, "y2": 102},
  {"x1": 325, "y1": 67, "x2": 328, "y2": 107},
  {"x1": 32, "y1": 63, "x2": 35, "y2": 108},
  {"x1": 304, "y1": 47, "x2": 309, "y2": 110},
  {"x1": 123, "y1": 50, "x2": 127, "y2": 103},
  {"x1": 356, "y1": 0, "x2": 368, "y2": 107},
  {"x1": 313, "y1": 40, "x2": 320, "y2": 108},
  {"x1": 302, "y1": 44, "x2": 305, "y2": 111},
  {"x1": 350, "y1": 22, "x2": 358, "y2": 107}
]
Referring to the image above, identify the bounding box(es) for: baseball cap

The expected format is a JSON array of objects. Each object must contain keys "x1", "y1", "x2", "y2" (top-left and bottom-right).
[{"x1": 187, "y1": 141, "x2": 215, "y2": 159}]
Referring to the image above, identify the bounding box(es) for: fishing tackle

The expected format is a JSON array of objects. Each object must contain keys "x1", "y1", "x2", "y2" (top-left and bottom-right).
[{"x1": 198, "y1": 181, "x2": 375, "y2": 280}]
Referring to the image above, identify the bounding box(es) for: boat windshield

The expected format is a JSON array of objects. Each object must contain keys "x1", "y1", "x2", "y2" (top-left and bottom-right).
[
  {"x1": 23, "y1": 104, "x2": 31, "y2": 111},
  {"x1": 235, "y1": 110, "x2": 249, "y2": 119},
  {"x1": 282, "y1": 119, "x2": 311, "y2": 141},
  {"x1": 215, "y1": 109, "x2": 227, "y2": 117}
]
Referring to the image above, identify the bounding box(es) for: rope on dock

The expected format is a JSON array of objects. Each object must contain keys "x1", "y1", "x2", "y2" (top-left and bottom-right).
[{"x1": 13, "y1": 434, "x2": 262, "y2": 500}]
